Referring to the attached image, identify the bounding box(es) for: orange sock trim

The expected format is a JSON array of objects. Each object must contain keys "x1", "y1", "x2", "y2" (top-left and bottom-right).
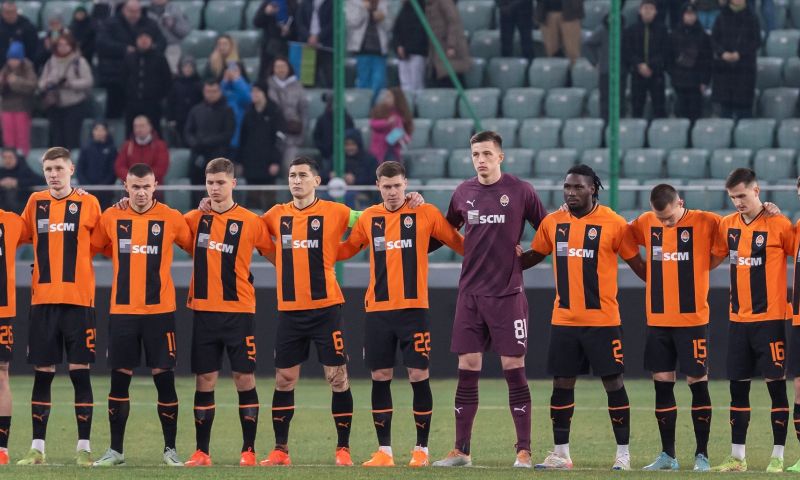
[
  {"x1": 107, "y1": 397, "x2": 129, "y2": 402},
  {"x1": 31, "y1": 401, "x2": 52, "y2": 406},
  {"x1": 239, "y1": 404, "x2": 259, "y2": 409},
  {"x1": 412, "y1": 410, "x2": 433, "y2": 415},
  {"x1": 729, "y1": 407, "x2": 751, "y2": 412},
  {"x1": 271, "y1": 406, "x2": 295, "y2": 411},
  {"x1": 691, "y1": 406, "x2": 712, "y2": 411},
  {"x1": 771, "y1": 407, "x2": 790, "y2": 413},
  {"x1": 74, "y1": 403, "x2": 94, "y2": 407},
  {"x1": 194, "y1": 404, "x2": 216, "y2": 410},
  {"x1": 551, "y1": 403, "x2": 575, "y2": 410},
  {"x1": 158, "y1": 401, "x2": 178, "y2": 407},
  {"x1": 655, "y1": 406, "x2": 678, "y2": 413},
  {"x1": 608, "y1": 405, "x2": 630, "y2": 411},
  {"x1": 332, "y1": 413, "x2": 353, "y2": 418},
  {"x1": 371, "y1": 409, "x2": 393, "y2": 414}
]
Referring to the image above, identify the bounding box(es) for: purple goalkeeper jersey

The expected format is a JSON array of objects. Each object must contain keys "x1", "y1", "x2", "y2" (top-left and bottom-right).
[{"x1": 446, "y1": 174, "x2": 547, "y2": 297}]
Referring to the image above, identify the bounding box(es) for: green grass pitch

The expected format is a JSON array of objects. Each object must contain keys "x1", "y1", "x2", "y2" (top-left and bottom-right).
[{"x1": 0, "y1": 376, "x2": 796, "y2": 478}]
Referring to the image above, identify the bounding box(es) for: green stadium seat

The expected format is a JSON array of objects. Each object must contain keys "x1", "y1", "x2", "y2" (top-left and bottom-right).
[
  {"x1": 582, "y1": 0, "x2": 610, "y2": 29},
  {"x1": 301, "y1": 117, "x2": 316, "y2": 147},
  {"x1": 775, "y1": 0, "x2": 790, "y2": 28},
  {"x1": 623, "y1": 149, "x2": 665, "y2": 179},
  {"x1": 408, "y1": 118, "x2": 432, "y2": 149},
  {"x1": 90, "y1": 88, "x2": 106, "y2": 118},
  {"x1": 571, "y1": 58, "x2": 598, "y2": 90},
  {"x1": 469, "y1": 29, "x2": 501, "y2": 59},
  {"x1": 428, "y1": 247, "x2": 454, "y2": 262},
  {"x1": 753, "y1": 148, "x2": 796, "y2": 181},
  {"x1": 404, "y1": 149, "x2": 449, "y2": 179},
  {"x1": 691, "y1": 118, "x2": 734, "y2": 149},
  {"x1": 769, "y1": 178, "x2": 797, "y2": 207},
  {"x1": 205, "y1": 0, "x2": 245, "y2": 31},
  {"x1": 227, "y1": 30, "x2": 261, "y2": 58},
  {"x1": 448, "y1": 149, "x2": 474, "y2": 178},
  {"x1": 666, "y1": 149, "x2": 710, "y2": 179},
  {"x1": 165, "y1": 148, "x2": 191, "y2": 182},
  {"x1": 354, "y1": 118, "x2": 371, "y2": 148},
  {"x1": 759, "y1": 87, "x2": 799, "y2": 120},
  {"x1": 606, "y1": 178, "x2": 638, "y2": 210},
  {"x1": 27, "y1": 148, "x2": 45, "y2": 173},
  {"x1": 682, "y1": 179, "x2": 727, "y2": 210},
  {"x1": 709, "y1": 149, "x2": 753, "y2": 178},
  {"x1": 784, "y1": 57, "x2": 800, "y2": 87},
  {"x1": 17, "y1": 1, "x2": 41, "y2": 29},
  {"x1": 778, "y1": 119, "x2": 800, "y2": 148},
  {"x1": 177, "y1": 0, "x2": 204, "y2": 29},
  {"x1": 165, "y1": 179, "x2": 191, "y2": 212},
  {"x1": 534, "y1": 149, "x2": 578, "y2": 179},
  {"x1": 561, "y1": 118, "x2": 604, "y2": 152},
  {"x1": 622, "y1": 0, "x2": 641, "y2": 26},
  {"x1": 529, "y1": 58, "x2": 570, "y2": 90},
  {"x1": 415, "y1": 89, "x2": 458, "y2": 120},
  {"x1": 502, "y1": 148, "x2": 535, "y2": 177},
  {"x1": 580, "y1": 148, "x2": 611, "y2": 178},
  {"x1": 464, "y1": 57, "x2": 486, "y2": 88},
  {"x1": 607, "y1": 118, "x2": 647, "y2": 151},
  {"x1": 766, "y1": 29, "x2": 800, "y2": 59},
  {"x1": 304, "y1": 89, "x2": 326, "y2": 120},
  {"x1": 502, "y1": 88, "x2": 544, "y2": 119},
  {"x1": 586, "y1": 89, "x2": 600, "y2": 118},
  {"x1": 344, "y1": 89, "x2": 372, "y2": 118},
  {"x1": 181, "y1": 30, "x2": 219, "y2": 60},
  {"x1": 458, "y1": 0, "x2": 494, "y2": 32},
  {"x1": 519, "y1": 118, "x2": 562, "y2": 149},
  {"x1": 31, "y1": 118, "x2": 48, "y2": 149},
  {"x1": 639, "y1": 179, "x2": 686, "y2": 208},
  {"x1": 42, "y1": 1, "x2": 82, "y2": 25},
  {"x1": 757, "y1": 57, "x2": 785, "y2": 90},
  {"x1": 480, "y1": 118, "x2": 519, "y2": 147},
  {"x1": 487, "y1": 57, "x2": 529, "y2": 91},
  {"x1": 424, "y1": 178, "x2": 459, "y2": 210},
  {"x1": 244, "y1": 0, "x2": 263, "y2": 27},
  {"x1": 648, "y1": 118, "x2": 690, "y2": 150},
  {"x1": 241, "y1": 57, "x2": 259, "y2": 79},
  {"x1": 459, "y1": 88, "x2": 500, "y2": 118},
  {"x1": 544, "y1": 88, "x2": 586, "y2": 119},
  {"x1": 733, "y1": 118, "x2": 777, "y2": 150},
  {"x1": 432, "y1": 119, "x2": 474, "y2": 149},
  {"x1": 525, "y1": 178, "x2": 554, "y2": 209}
]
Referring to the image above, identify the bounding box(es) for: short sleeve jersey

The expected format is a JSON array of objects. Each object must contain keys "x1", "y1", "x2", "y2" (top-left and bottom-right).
[
  {"x1": 185, "y1": 204, "x2": 275, "y2": 314},
  {"x1": 531, "y1": 204, "x2": 638, "y2": 327},
  {"x1": 344, "y1": 202, "x2": 464, "y2": 312},
  {"x1": 446, "y1": 174, "x2": 547, "y2": 297},
  {"x1": 790, "y1": 220, "x2": 800, "y2": 325},
  {"x1": 0, "y1": 210, "x2": 26, "y2": 318},
  {"x1": 712, "y1": 210, "x2": 794, "y2": 322},
  {"x1": 262, "y1": 198, "x2": 350, "y2": 311},
  {"x1": 629, "y1": 210, "x2": 721, "y2": 327},
  {"x1": 21, "y1": 189, "x2": 101, "y2": 306},
  {"x1": 91, "y1": 201, "x2": 192, "y2": 315}
]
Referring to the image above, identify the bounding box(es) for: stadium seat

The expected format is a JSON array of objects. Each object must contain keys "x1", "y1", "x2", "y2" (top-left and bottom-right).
[
  {"x1": 448, "y1": 149, "x2": 474, "y2": 178},
  {"x1": 464, "y1": 57, "x2": 486, "y2": 88},
  {"x1": 623, "y1": 149, "x2": 665, "y2": 179},
  {"x1": 27, "y1": 148, "x2": 45, "y2": 173},
  {"x1": 432, "y1": 119, "x2": 475, "y2": 149},
  {"x1": 181, "y1": 30, "x2": 219, "y2": 60},
  {"x1": 682, "y1": 179, "x2": 727, "y2": 210},
  {"x1": 30, "y1": 118, "x2": 49, "y2": 149},
  {"x1": 580, "y1": 148, "x2": 612, "y2": 178},
  {"x1": 42, "y1": 1, "x2": 81, "y2": 25},
  {"x1": 428, "y1": 247, "x2": 454, "y2": 262},
  {"x1": 354, "y1": 118, "x2": 371, "y2": 148},
  {"x1": 753, "y1": 148, "x2": 796, "y2": 181},
  {"x1": 165, "y1": 179, "x2": 191, "y2": 212},
  {"x1": 534, "y1": 149, "x2": 578, "y2": 178},
  {"x1": 244, "y1": 0, "x2": 263, "y2": 27},
  {"x1": 766, "y1": 29, "x2": 800, "y2": 59},
  {"x1": 227, "y1": 30, "x2": 261, "y2": 58},
  {"x1": 571, "y1": 58, "x2": 598, "y2": 90},
  {"x1": 487, "y1": 57, "x2": 529, "y2": 91},
  {"x1": 177, "y1": 0, "x2": 204, "y2": 29},
  {"x1": 205, "y1": 0, "x2": 245, "y2": 31},
  {"x1": 608, "y1": 178, "x2": 639, "y2": 210},
  {"x1": 241, "y1": 57, "x2": 259, "y2": 79},
  {"x1": 502, "y1": 149, "x2": 535, "y2": 177},
  {"x1": 709, "y1": 149, "x2": 753, "y2": 178},
  {"x1": 502, "y1": 88, "x2": 545, "y2": 119},
  {"x1": 525, "y1": 178, "x2": 554, "y2": 208},
  {"x1": 415, "y1": 89, "x2": 458, "y2": 120},
  {"x1": 459, "y1": 88, "x2": 500, "y2": 118},
  {"x1": 529, "y1": 58, "x2": 570, "y2": 90},
  {"x1": 408, "y1": 118, "x2": 432, "y2": 149},
  {"x1": 733, "y1": 118, "x2": 777, "y2": 150},
  {"x1": 561, "y1": 118, "x2": 604, "y2": 152},
  {"x1": 639, "y1": 179, "x2": 685, "y2": 208},
  {"x1": 544, "y1": 88, "x2": 586, "y2": 119},
  {"x1": 778, "y1": 118, "x2": 800, "y2": 148},
  {"x1": 582, "y1": 0, "x2": 610, "y2": 29},
  {"x1": 691, "y1": 118, "x2": 734, "y2": 149},
  {"x1": 469, "y1": 29, "x2": 501, "y2": 59},
  {"x1": 769, "y1": 178, "x2": 798, "y2": 206},
  {"x1": 480, "y1": 118, "x2": 519, "y2": 147},
  {"x1": 784, "y1": 57, "x2": 800, "y2": 87},
  {"x1": 622, "y1": 0, "x2": 641, "y2": 26},
  {"x1": 304, "y1": 89, "x2": 326, "y2": 120},
  {"x1": 344, "y1": 89, "x2": 373, "y2": 118},
  {"x1": 519, "y1": 118, "x2": 562, "y2": 149},
  {"x1": 647, "y1": 118, "x2": 691, "y2": 150},
  {"x1": 424, "y1": 178, "x2": 459, "y2": 210},
  {"x1": 759, "y1": 87, "x2": 799, "y2": 120},
  {"x1": 586, "y1": 89, "x2": 600, "y2": 118},
  {"x1": 165, "y1": 149, "x2": 191, "y2": 181},
  {"x1": 666, "y1": 149, "x2": 710, "y2": 179},
  {"x1": 17, "y1": 1, "x2": 41, "y2": 29},
  {"x1": 458, "y1": 0, "x2": 494, "y2": 33},
  {"x1": 757, "y1": 57, "x2": 785, "y2": 90},
  {"x1": 607, "y1": 118, "x2": 647, "y2": 151}
]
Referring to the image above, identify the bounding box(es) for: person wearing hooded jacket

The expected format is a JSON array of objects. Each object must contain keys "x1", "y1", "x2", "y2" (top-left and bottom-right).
[
  {"x1": 167, "y1": 56, "x2": 203, "y2": 147},
  {"x1": 122, "y1": 31, "x2": 172, "y2": 137},
  {"x1": 342, "y1": 128, "x2": 378, "y2": 209},
  {"x1": 239, "y1": 81, "x2": 285, "y2": 209},
  {"x1": 669, "y1": 3, "x2": 711, "y2": 121},
  {"x1": 711, "y1": 0, "x2": 760, "y2": 120},
  {"x1": 114, "y1": 115, "x2": 170, "y2": 184},
  {"x1": 77, "y1": 121, "x2": 117, "y2": 207},
  {"x1": 624, "y1": 0, "x2": 670, "y2": 118}
]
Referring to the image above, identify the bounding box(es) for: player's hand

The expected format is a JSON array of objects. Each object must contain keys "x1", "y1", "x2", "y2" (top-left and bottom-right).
[
  {"x1": 559, "y1": 203, "x2": 568, "y2": 212},
  {"x1": 406, "y1": 191, "x2": 425, "y2": 208},
  {"x1": 114, "y1": 197, "x2": 130, "y2": 210},
  {"x1": 198, "y1": 197, "x2": 212, "y2": 212},
  {"x1": 75, "y1": 187, "x2": 88, "y2": 196},
  {"x1": 764, "y1": 201, "x2": 782, "y2": 216},
  {"x1": 515, "y1": 244, "x2": 523, "y2": 257}
]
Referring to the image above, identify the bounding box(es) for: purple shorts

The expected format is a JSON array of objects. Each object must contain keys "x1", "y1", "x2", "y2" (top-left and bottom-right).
[{"x1": 451, "y1": 292, "x2": 529, "y2": 356}]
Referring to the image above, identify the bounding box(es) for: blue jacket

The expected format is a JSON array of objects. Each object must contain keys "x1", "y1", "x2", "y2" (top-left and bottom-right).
[
  {"x1": 221, "y1": 76, "x2": 252, "y2": 149},
  {"x1": 77, "y1": 134, "x2": 118, "y2": 185}
]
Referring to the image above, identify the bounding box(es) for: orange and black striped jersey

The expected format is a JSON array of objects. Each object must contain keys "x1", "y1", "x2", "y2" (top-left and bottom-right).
[
  {"x1": 630, "y1": 210, "x2": 721, "y2": 327},
  {"x1": 790, "y1": 220, "x2": 800, "y2": 325},
  {"x1": 21, "y1": 189, "x2": 101, "y2": 307},
  {"x1": 338, "y1": 202, "x2": 464, "y2": 312},
  {"x1": 0, "y1": 210, "x2": 27, "y2": 318},
  {"x1": 531, "y1": 204, "x2": 638, "y2": 327},
  {"x1": 262, "y1": 198, "x2": 350, "y2": 311},
  {"x1": 185, "y1": 204, "x2": 275, "y2": 314},
  {"x1": 712, "y1": 210, "x2": 794, "y2": 322},
  {"x1": 91, "y1": 201, "x2": 192, "y2": 315}
]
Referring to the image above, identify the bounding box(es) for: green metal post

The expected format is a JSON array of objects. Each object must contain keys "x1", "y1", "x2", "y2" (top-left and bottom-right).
[
  {"x1": 608, "y1": 0, "x2": 621, "y2": 210},
  {"x1": 333, "y1": 0, "x2": 345, "y2": 279}
]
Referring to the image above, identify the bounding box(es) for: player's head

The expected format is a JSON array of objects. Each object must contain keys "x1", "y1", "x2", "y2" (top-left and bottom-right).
[
  {"x1": 650, "y1": 183, "x2": 685, "y2": 227},
  {"x1": 41, "y1": 147, "x2": 74, "y2": 191},
  {"x1": 725, "y1": 168, "x2": 761, "y2": 215},
  {"x1": 205, "y1": 157, "x2": 237, "y2": 203},
  {"x1": 376, "y1": 161, "x2": 407, "y2": 210},
  {"x1": 563, "y1": 164, "x2": 603, "y2": 213},
  {"x1": 288, "y1": 157, "x2": 321, "y2": 200},
  {"x1": 469, "y1": 130, "x2": 504, "y2": 180},
  {"x1": 125, "y1": 163, "x2": 157, "y2": 209}
]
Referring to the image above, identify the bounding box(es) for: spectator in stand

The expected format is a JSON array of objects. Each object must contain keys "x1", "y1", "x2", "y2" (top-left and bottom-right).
[
  {"x1": 535, "y1": 0, "x2": 583, "y2": 63},
  {"x1": 392, "y1": 0, "x2": 427, "y2": 93},
  {"x1": 747, "y1": 0, "x2": 774, "y2": 35},
  {"x1": 253, "y1": 0, "x2": 297, "y2": 81},
  {"x1": 624, "y1": 0, "x2": 669, "y2": 118},
  {"x1": 584, "y1": 14, "x2": 627, "y2": 120},
  {"x1": 296, "y1": 0, "x2": 333, "y2": 87},
  {"x1": 123, "y1": 31, "x2": 172, "y2": 136},
  {"x1": 167, "y1": 55, "x2": 203, "y2": 147},
  {"x1": 267, "y1": 56, "x2": 307, "y2": 169},
  {"x1": 669, "y1": 3, "x2": 711, "y2": 122},
  {"x1": 238, "y1": 81, "x2": 285, "y2": 208},
  {"x1": 347, "y1": 0, "x2": 390, "y2": 105},
  {"x1": 0, "y1": 1, "x2": 38, "y2": 65},
  {"x1": 369, "y1": 87, "x2": 413, "y2": 163},
  {"x1": 184, "y1": 79, "x2": 236, "y2": 191},
  {"x1": 711, "y1": 0, "x2": 760, "y2": 119},
  {"x1": 425, "y1": 0, "x2": 472, "y2": 87},
  {"x1": 695, "y1": 0, "x2": 723, "y2": 31},
  {"x1": 498, "y1": 0, "x2": 534, "y2": 59},
  {"x1": 313, "y1": 92, "x2": 354, "y2": 176},
  {"x1": 220, "y1": 61, "x2": 252, "y2": 153},
  {"x1": 206, "y1": 34, "x2": 240, "y2": 81},
  {"x1": 38, "y1": 33, "x2": 93, "y2": 150},
  {"x1": 115, "y1": 115, "x2": 170, "y2": 183},
  {"x1": 0, "y1": 147, "x2": 39, "y2": 213},
  {"x1": 34, "y1": 14, "x2": 68, "y2": 72},
  {"x1": 147, "y1": 0, "x2": 191, "y2": 73},
  {"x1": 341, "y1": 128, "x2": 378, "y2": 208},
  {"x1": 0, "y1": 41, "x2": 36, "y2": 155},
  {"x1": 96, "y1": 0, "x2": 166, "y2": 119},
  {"x1": 77, "y1": 121, "x2": 117, "y2": 207},
  {"x1": 70, "y1": 6, "x2": 96, "y2": 63}
]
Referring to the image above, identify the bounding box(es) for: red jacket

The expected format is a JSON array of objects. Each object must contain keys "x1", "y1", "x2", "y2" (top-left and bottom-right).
[{"x1": 114, "y1": 132, "x2": 170, "y2": 183}]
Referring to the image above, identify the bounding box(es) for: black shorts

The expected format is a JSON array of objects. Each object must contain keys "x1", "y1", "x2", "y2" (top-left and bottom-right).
[
  {"x1": 0, "y1": 317, "x2": 12, "y2": 362},
  {"x1": 275, "y1": 305, "x2": 346, "y2": 369},
  {"x1": 365, "y1": 309, "x2": 431, "y2": 370},
  {"x1": 644, "y1": 325, "x2": 709, "y2": 378},
  {"x1": 109, "y1": 313, "x2": 176, "y2": 370},
  {"x1": 28, "y1": 304, "x2": 96, "y2": 366},
  {"x1": 191, "y1": 311, "x2": 256, "y2": 375},
  {"x1": 727, "y1": 320, "x2": 787, "y2": 380},
  {"x1": 547, "y1": 325, "x2": 625, "y2": 377},
  {"x1": 786, "y1": 325, "x2": 800, "y2": 376}
]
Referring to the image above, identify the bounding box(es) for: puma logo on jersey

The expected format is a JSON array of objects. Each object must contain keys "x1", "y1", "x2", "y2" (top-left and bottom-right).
[
  {"x1": 118, "y1": 224, "x2": 130, "y2": 233},
  {"x1": 421, "y1": 352, "x2": 429, "y2": 358},
  {"x1": 729, "y1": 233, "x2": 739, "y2": 242},
  {"x1": 517, "y1": 340, "x2": 527, "y2": 347},
  {"x1": 652, "y1": 231, "x2": 661, "y2": 240},
  {"x1": 161, "y1": 412, "x2": 176, "y2": 420},
  {"x1": 335, "y1": 350, "x2": 345, "y2": 357},
  {"x1": 38, "y1": 204, "x2": 48, "y2": 212},
  {"x1": 281, "y1": 221, "x2": 291, "y2": 230},
  {"x1": 169, "y1": 351, "x2": 176, "y2": 358},
  {"x1": 108, "y1": 408, "x2": 115, "y2": 416},
  {"x1": 558, "y1": 227, "x2": 568, "y2": 237},
  {"x1": 373, "y1": 220, "x2": 384, "y2": 229},
  {"x1": 466, "y1": 200, "x2": 476, "y2": 208},
  {"x1": 202, "y1": 218, "x2": 210, "y2": 227},
  {"x1": 657, "y1": 417, "x2": 666, "y2": 425},
  {"x1": 195, "y1": 419, "x2": 204, "y2": 425},
  {"x1": 513, "y1": 405, "x2": 527, "y2": 414}
]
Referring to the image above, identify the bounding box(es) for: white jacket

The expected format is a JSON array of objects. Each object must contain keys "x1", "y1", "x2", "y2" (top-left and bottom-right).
[{"x1": 345, "y1": 0, "x2": 390, "y2": 54}]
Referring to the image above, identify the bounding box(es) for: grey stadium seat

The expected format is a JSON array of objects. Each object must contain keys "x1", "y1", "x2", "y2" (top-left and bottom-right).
[
  {"x1": 459, "y1": 88, "x2": 500, "y2": 118},
  {"x1": 544, "y1": 88, "x2": 586, "y2": 119},
  {"x1": 529, "y1": 58, "x2": 570, "y2": 90},
  {"x1": 432, "y1": 119, "x2": 475, "y2": 149},
  {"x1": 534, "y1": 149, "x2": 578, "y2": 178},
  {"x1": 448, "y1": 149, "x2": 474, "y2": 178},
  {"x1": 692, "y1": 118, "x2": 734, "y2": 150},
  {"x1": 464, "y1": 57, "x2": 486, "y2": 89},
  {"x1": 759, "y1": 87, "x2": 799, "y2": 120},
  {"x1": 561, "y1": 118, "x2": 604, "y2": 152},
  {"x1": 682, "y1": 179, "x2": 727, "y2": 211},
  {"x1": 784, "y1": 57, "x2": 800, "y2": 88},
  {"x1": 204, "y1": 0, "x2": 246, "y2": 31},
  {"x1": 757, "y1": 57, "x2": 785, "y2": 90},
  {"x1": 458, "y1": 0, "x2": 495, "y2": 33},
  {"x1": 408, "y1": 118, "x2": 432, "y2": 149},
  {"x1": 752, "y1": 148, "x2": 796, "y2": 181},
  {"x1": 571, "y1": 58, "x2": 599, "y2": 90},
  {"x1": 181, "y1": 30, "x2": 219, "y2": 60},
  {"x1": 709, "y1": 149, "x2": 753, "y2": 178},
  {"x1": 480, "y1": 118, "x2": 519, "y2": 147},
  {"x1": 344, "y1": 89, "x2": 372, "y2": 118},
  {"x1": 487, "y1": 57, "x2": 529, "y2": 91},
  {"x1": 415, "y1": 89, "x2": 458, "y2": 120},
  {"x1": 502, "y1": 88, "x2": 544, "y2": 120},
  {"x1": 580, "y1": 148, "x2": 612, "y2": 178},
  {"x1": 733, "y1": 118, "x2": 777, "y2": 150},
  {"x1": 519, "y1": 118, "x2": 562, "y2": 149},
  {"x1": 666, "y1": 149, "x2": 710, "y2": 179},
  {"x1": 227, "y1": 30, "x2": 262, "y2": 58},
  {"x1": 502, "y1": 148, "x2": 535, "y2": 177},
  {"x1": 647, "y1": 118, "x2": 690, "y2": 150},
  {"x1": 766, "y1": 29, "x2": 800, "y2": 59},
  {"x1": 769, "y1": 178, "x2": 798, "y2": 207},
  {"x1": 607, "y1": 119, "x2": 648, "y2": 151},
  {"x1": 623, "y1": 149, "x2": 666, "y2": 179},
  {"x1": 469, "y1": 29, "x2": 501, "y2": 59},
  {"x1": 403, "y1": 149, "x2": 449, "y2": 179},
  {"x1": 778, "y1": 119, "x2": 800, "y2": 149},
  {"x1": 605, "y1": 178, "x2": 639, "y2": 210}
]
